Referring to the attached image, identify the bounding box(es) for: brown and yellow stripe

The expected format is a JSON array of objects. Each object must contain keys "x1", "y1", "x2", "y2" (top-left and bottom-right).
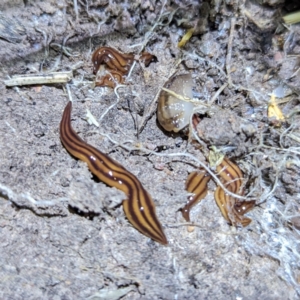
[
  {"x1": 95, "y1": 69, "x2": 125, "y2": 88},
  {"x1": 214, "y1": 158, "x2": 255, "y2": 227},
  {"x1": 92, "y1": 47, "x2": 157, "y2": 88},
  {"x1": 92, "y1": 46, "x2": 134, "y2": 75},
  {"x1": 60, "y1": 101, "x2": 168, "y2": 245},
  {"x1": 181, "y1": 170, "x2": 211, "y2": 222}
]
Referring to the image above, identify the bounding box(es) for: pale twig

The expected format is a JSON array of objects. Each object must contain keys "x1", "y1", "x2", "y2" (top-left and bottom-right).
[
  {"x1": 70, "y1": 61, "x2": 84, "y2": 71},
  {"x1": 126, "y1": 61, "x2": 137, "y2": 81},
  {"x1": 86, "y1": 109, "x2": 99, "y2": 127},
  {"x1": 66, "y1": 84, "x2": 73, "y2": 102},
  {"x1": 258, "y1": 161, "x2": 282, "y2": 204},
  {"x1": 253, "y1": 127, "x2": 300, "y2": 155},
  {"x1": 122, "y1": 0, "x2": 174, "y2": 117},
  {"x1": 260, "y1": 144, "x2": 300, "y2": 156},
  {"x1": 189, "y1": 122, "x2": 209, "y2": 156},
  {"x1": 73, "y1": 0, "x2": 79, "y2": 22},
  {"x1": 283, "y1": 29, "x2": 293, "y2": 58},
  {"x1": 35, "y1": 26, "x2": 49, "y2": 57},
  {"x1": 117, "y1": 2, "x2": 178, "y2": 133},
  {"x1": 286, "y1": 132, "x2": 300, "y2": 143},
  {"x1": 8, "y1": 82, "x2": 29, "y2": 102},
  {"x1": 5, "y1": 121, "x2": 16, "y2": 133},
  {"x1": 98, "y1": 85, "x2": 126, "y2": 122},
  {"x1": 166, "y1": 222, "x2": 206, "y2": 229},
  {"x1": 279, "y1": 123, "x2": 295, "y2": 148},
  {"x1": 49, "y1": 33, "x2": 78, "y2": 72},
  {"x1": 51, "y1": 32, "x2": 79, "y2": 58},
  {"x1": 161, "y1": 87, "x2": 210, "y2": 108},
  {"x1": 62, "y1": 33, "x2": 77, "y2": 52},
  {"x1": 289, "y1": 66, "x2": 300, "y2": 79},
  {"x1": 126, "y1": 0, "x2": 174, "y2": 82},
  {"x1": 0, "y1": 183, "x2": 68, "y2": 207},
  {"x1": 99, "y1": 133, "x2": 257, "y2": 202},
  {"x1": 138, "y1": 67, "x2": 180, "y2": 134},
  {"x1": 184, "y1": 48, "x2": 268, "y2": 105},
  {"x1": 50, "y1": 43, "x2": 79, "y2": 57},
  {"x1": 129, "y1": 0, "x2": 172, "y2": 51},
  {"x1": 137, "y1": 85, "x2": 162, "y2": 134},
  {"x1": 208, "y1": 83, "x2": 229, "y2": 105},
  {"x1": 34, "y1": 27, "x2": 53, "y2": 71},
  {"x1": 226, "y1": 17, "x2": 236, "y2": 87},
  {"x1": 183, "y1": 50, "x2": 227, "y2": 78},
  {"x1": 4, "y1": 71, "x2": 73, "y2": 86}
]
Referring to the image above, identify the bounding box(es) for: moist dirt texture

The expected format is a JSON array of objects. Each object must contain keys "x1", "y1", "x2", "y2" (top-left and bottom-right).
[{"x1": 1, "y1": 0, "x2": 300, "y2": 299}]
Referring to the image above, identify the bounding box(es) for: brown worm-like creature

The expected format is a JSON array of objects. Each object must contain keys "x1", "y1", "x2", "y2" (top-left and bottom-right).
[
  {"x1": 181, "y1": 170, "x2": 211, "y2": 222},
  {"x1": 92, "y1": 47, "x2": 157, "y2": 88},
  {"x1": 181, "y1": 158, "x2": 255, "y2": 227},
  {"x1": 60, "y1": 101, "x2": 168, "y2": 245},
  {"x1": 214, "y1": 158, "x2": 255, "y2": 227},
  {"x1": 95, "y1": 69, "x2": 125, "y2": 88},
  {"x1": 92, "y1": 47, "x2": 134, "y2": 75}
]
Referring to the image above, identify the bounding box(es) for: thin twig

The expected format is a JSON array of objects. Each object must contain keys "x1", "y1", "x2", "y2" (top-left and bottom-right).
[
  {"x1": 226, "y1": 17, "x2": 236, "y2": 88},
  {"x1": 4, "y1": 71, "x2": 73, "y2": 86},
  {"x1": 209, "y1": 83, "x2": 229, "y2": 105},
  {"x1": 66, "y1": 84, "x2": 73, "y2": 102},
  {"x1": 138, "y1": 63, "x2": 182, "y2": 134},
  {"x1": 0, "y1": 183, "x2": 68, "y2": 207},
  {"x1": 73, "y1": 0, "x2": 79, "y2": 22},
  {"x1": 98, "y1": 85, "x2": 126, "y2": 122},
  {"x1": 183, "y1": 50, "x2": 227, "y2": 78},
  {"x1": 99, "y1": 133, "x2": 257, "y2": 202}
]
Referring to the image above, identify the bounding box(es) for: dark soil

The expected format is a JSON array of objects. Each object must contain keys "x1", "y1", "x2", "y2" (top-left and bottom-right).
[{"x1": 1, "y1": 0, "x2": 300, "y2": 299}]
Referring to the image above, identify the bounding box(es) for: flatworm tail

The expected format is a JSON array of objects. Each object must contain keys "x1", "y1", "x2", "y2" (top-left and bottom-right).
[{"x1": 181, "y1": 171, "x2": 211, "y2": 222}]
